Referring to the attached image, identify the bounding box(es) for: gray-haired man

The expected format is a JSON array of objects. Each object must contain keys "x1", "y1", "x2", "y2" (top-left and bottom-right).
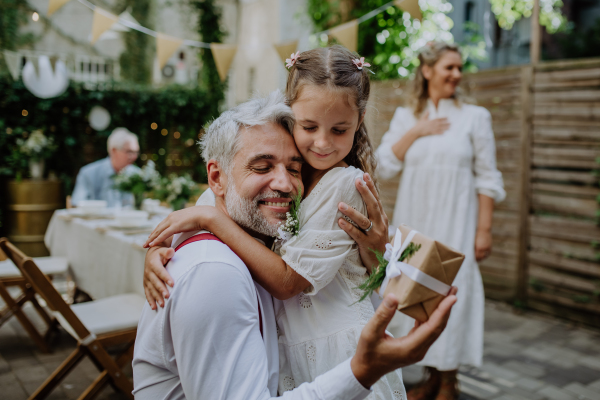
[
  {"x1": 132, "y1": 92, "x2": 457, "y2": 399},
  {"x1": 71, "y1": 127, "x2": 140, "y2": 207}
]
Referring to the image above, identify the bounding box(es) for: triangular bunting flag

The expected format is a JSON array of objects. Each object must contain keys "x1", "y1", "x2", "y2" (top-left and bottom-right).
[
  {"x1": 48, "y1": 0, "x2": 71, "y2": 16},
  {"x1": 210, "y1": 43, "x2": 237, "y2": 82},
  {"x1": 329, "y1": 20, "x2": 358, "y2": 53},
  {"x1": 3, "y1": 50, "x2": 22, "y2": 81},
  {"x1": 49, "y1": 56, "x2": 59, "y2": 73},
  {"x1": 273, "y1": 40, "x2": 298, "y2": 64},
  {"x1": 393, "y1": 0, "x2": 422, "y2": 21},
  {"x1": 156, "y1": 33, "x2": 184, "y2": 69},
  {"x1": 28, "y1": 56, "x2": 40, "y2": 78},
  {"x1": 91, "y1": 8, "x2": 118, "y2": 44}
]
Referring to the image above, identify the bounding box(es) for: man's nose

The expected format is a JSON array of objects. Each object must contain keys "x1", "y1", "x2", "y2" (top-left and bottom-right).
[{"x1": 270, "y1": 165, "x2": 294, "y2": 194}]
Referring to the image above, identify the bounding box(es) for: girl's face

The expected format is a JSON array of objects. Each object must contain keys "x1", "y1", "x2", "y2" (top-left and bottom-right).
[
  {"x1": 291, "y1": 85, "x2": 362, "y2": 172},
  {"x1": 423, "y1": 51, "x2": 463, "y2": 99}
]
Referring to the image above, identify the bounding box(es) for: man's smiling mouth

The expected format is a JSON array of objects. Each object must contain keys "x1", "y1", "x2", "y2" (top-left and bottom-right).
[{"x1": 259, "y1": 201, "x2": 291, "y2": 207}]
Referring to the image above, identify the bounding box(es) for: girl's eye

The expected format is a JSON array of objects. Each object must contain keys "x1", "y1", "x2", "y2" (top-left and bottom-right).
[
  {"x1": 333, "y1": 129, "x2": 347, "y2": 135},
  {"x1": 303, "y1": 126, "x2": 317, "y2": 132}
]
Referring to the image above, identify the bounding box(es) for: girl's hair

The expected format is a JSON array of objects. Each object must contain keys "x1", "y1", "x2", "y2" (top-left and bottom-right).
[
  {"x1": 285, "y1": 45, "x2": 377, "y2": 185},
  {"x1": 408, "y1": 41, "x2": 463, "y2": 117}
]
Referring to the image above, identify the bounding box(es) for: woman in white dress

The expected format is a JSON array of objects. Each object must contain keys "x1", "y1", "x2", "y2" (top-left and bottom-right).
[{"x1": 375, "y1": 42, "x2": 505, "y2": 400}]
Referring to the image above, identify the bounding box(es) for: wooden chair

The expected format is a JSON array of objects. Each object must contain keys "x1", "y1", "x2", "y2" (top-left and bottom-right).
[
  {"x1": 0, "y1": 238, "x2": 145, "y2": 400},
  {"x1": 0, "y1": 248, "x2": 68, "y2": 353}
]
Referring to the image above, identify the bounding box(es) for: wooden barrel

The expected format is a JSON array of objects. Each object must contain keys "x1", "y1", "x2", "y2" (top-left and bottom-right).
[{"x1": 5, "y1": 180, "x2": 63, "y2": 257}]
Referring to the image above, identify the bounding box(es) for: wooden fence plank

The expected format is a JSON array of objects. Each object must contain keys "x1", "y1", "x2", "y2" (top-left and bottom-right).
[
  {"x1": 529, "y1": 265, "x2": 599, "y2": 293},
  {"x1": 532, "y1": 182, "x2": 600, "y2": 198},
  {"x1": 529, "y1": 251, "x2": 600, "y2": 278},
  {"x1": 531, "y1": 170, "x2": 598, "y2": 185},
  {"x1": 529, "y1": 215, "x2": 600, "y2": 243},
  {"x1": 532, "y1": 193, "x2": 597, "y2": 218}
]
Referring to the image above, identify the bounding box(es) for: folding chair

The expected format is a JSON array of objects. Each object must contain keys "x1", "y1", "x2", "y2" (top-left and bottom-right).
[
  {"x1": 0, "y1": 238, "x2": 145, "y2": 400},
  {"x1": 0, "y1": 248, "x2": 69, "y2": 353}
]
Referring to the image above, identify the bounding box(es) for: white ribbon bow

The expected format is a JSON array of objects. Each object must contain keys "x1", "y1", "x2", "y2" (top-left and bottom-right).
[{"x1": 378, "y1": 228, "x2": 451, "y2": 299}]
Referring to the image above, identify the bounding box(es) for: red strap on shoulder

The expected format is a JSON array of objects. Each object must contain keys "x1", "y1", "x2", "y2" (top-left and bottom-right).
[
  {"x1": 174, "y1": 233, "x2": 223, "y2": 252},
  {"x1": 173, "y1": 232, "x2": 263, "y2": 338}
]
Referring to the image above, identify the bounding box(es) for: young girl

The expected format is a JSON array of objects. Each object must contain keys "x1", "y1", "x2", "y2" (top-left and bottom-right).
[{"x1": 146, "y1": 46, "x2": 406, "y2": 399}]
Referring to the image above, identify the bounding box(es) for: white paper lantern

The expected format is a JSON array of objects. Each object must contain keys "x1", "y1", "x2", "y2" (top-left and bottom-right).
[
  {"x1": 22, "y1": 56, "x2": 69, "y2": 99},
  {"x1": 89, "y1": 106, "x2": 111, "y2": 130}
]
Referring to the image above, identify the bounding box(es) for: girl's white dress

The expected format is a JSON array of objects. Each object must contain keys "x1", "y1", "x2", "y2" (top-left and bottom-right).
[
  {"x1": 276, "y1": 166, "x2": 406, "y2": 399},
  {"x1": 375, "y1": 99, "x2": 505, "y2": 370}
]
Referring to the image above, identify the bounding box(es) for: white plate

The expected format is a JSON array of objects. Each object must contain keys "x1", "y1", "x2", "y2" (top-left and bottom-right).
[
  {"x1": 106, "y1": 221, "x2": 153, "y2": 230},
  {"x1": 68, "y1": 208, "x2": 112, "y2": 218}
]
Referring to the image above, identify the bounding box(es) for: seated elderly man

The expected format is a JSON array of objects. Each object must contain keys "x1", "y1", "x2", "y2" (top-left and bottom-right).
[
  {"x1": 71, "y1": 127, "x2": 140, "y2": 207},
  {"x1": 133, "y1": 92, "x2": 457, "y2": 399}
]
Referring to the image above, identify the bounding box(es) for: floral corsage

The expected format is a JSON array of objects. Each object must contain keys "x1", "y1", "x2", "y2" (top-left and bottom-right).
[{"x1": 277, "y1": 186, "x2": 302, "y2": 243}]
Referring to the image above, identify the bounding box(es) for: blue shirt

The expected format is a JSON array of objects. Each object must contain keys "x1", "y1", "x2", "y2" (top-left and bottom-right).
[{"x1": 71, "y1": 157, "x2": 139, "y2": 207}]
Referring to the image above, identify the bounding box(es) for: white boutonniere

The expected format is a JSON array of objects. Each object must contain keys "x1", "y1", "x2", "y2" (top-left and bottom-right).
[{"x1": 277, "y1": 185, "x2": 302, "y2": 243}]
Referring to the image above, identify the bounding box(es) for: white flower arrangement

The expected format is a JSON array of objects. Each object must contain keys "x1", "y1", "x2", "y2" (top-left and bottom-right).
[
  {"x1": 112, "y1": 160, "x2": 161, "y2": 208},
  {"x1": 17, "y1": 130, "x2": 57, "y2": 161},
  {"x1": 277, "y1": 186, "x2": 302, "y2": 243},
  {"x1": 154, "y1": 173, "x2": 200, "y2": 211}
]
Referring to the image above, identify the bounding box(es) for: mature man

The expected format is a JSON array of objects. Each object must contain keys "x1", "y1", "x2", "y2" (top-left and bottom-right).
[
  {"x1": 71, "y1": 127, "x2": 140, "y2": 207},
  {"x1": 132, "y1": 92, "x2": 457, "y2": 399}
]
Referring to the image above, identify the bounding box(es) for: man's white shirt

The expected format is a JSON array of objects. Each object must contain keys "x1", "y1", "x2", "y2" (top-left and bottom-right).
[{"x1": 132, "y1": 232, "x2": 372, "y2": 399}]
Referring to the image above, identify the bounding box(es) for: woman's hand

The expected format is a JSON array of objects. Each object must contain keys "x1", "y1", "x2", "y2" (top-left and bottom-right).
[
  {"x1": 412, "y1": 111, "x2": 450, "y2": 138},
  {"x1": 474, "y1": 228, "x2": 492, "y2": 262},
  {"x1": 337, "y1": 173, "x2": 389, "y2": 273},
  {"x1": 144, "y1": 244, "x2": 175, "y2": 309},
  {"x1": 144, "y1": 206, "x2": 220, "y2": 248}
]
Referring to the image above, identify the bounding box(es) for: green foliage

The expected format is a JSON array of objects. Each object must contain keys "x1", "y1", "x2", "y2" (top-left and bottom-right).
[
  {"x1": 490, "y1": 0, "x2": 567, "y2": 33},
  {"x1": 119, "y1": 0, "x2": 154, "y2": 84},
  {"x1": 529, "y1": 278, "x2": 546, "y2": 292},
  {"x1": 306, "y1": 0, "x2": 485, "y2": 80},
  {"x1": 357, "y1": 242, "x2": 422, "y2": 301},
  {"x1": 153, "y1": 173, "x2": 201, "y2": 210},
  {"x1": 556, "y1": 18, "x2": 600, "y2": 60},
  {"x1": 0, "y1": 0, "x2": 35, "y2": 51},
  {"x1": 0, "y1": 75, "x2": 217, "y2": 192},
  {"x1": 189, "y1": 0, "x2": 227, "y2": 99}
]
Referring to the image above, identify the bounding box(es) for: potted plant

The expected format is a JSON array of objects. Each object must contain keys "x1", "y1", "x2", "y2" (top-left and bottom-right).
[
  {"x1": 112, "y1": 160, "x2": 161, "y2": 209},
  {"x1": 17, "y1": 130, "x2": 57, "y2": 179}
]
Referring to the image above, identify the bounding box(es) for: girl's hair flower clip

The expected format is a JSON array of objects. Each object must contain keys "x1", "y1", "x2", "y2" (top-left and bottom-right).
[
  {"x1": 352, "y1": 57, "x2": 371, "y2": 70},
  {"x1": 286, "y1": 52, "x2": 300, "y2": 69}
]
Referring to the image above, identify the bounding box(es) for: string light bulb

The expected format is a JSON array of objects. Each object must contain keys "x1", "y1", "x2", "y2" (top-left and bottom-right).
[
  {"x1": 151, "y1": 123, "x2": 158, "y2": 130},
  {"x1": 22, "y1": 110, "x2": 28, "y2": 116},
  {"x1": 174, "y1": 131, "x2": 181, "y2": 139},
  {"x1": 32, "y1": 12, "x2": 39, "y2": 21},
  {"x1": 161, "y1": 129, "x2": 168, "y2": 136}
]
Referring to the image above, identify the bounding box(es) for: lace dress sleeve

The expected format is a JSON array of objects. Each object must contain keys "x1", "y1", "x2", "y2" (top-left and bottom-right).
[{"x1": 279, "y1": 167, "x2": 367, "y2": 295}]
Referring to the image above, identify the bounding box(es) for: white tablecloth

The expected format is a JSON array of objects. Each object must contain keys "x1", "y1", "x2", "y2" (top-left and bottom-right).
[{"x1": 44, "y1": 209, "x2": 166, "y2": 299}]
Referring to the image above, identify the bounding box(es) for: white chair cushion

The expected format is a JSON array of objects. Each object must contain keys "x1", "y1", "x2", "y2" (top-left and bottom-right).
[
  {"x1": 56, "y1": 293, "x2": 146, "y2": 339},
  {"x1": 0, "y1": 257, "x2": 69, "y2": 278}
]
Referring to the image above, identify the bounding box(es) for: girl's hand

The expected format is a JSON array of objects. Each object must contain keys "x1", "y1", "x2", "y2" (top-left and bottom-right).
[
  {"x1": 474, "y1": 229, "x2": 492, "y2": 262},
  {"x1": 337, "y1": 173, "x2": 389, "y2": 273},
  {"x1": 144, "y1": 244, "x2": 175, "y2": 309},
  {"x1": 144, "y1": 206, "x2": 220, "y2": 248},
  {"x1": 413, "y1": 111, "x2": 450, "y2": 138}
]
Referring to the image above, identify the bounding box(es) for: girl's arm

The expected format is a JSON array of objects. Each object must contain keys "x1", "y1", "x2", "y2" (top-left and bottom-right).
[
  {"x1": 204, "y1": 208, "x2": 311, "y2": 300},
  {"x1": 145, "y1": 206, "x2": 310, "y2": 300}
]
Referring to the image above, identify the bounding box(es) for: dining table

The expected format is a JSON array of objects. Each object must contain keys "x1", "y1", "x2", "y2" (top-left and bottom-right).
[{"x1": 44, "y1": 208, "x2": 170, "y2": 300}]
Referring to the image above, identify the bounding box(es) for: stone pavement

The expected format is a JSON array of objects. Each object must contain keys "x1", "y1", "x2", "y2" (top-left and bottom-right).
[{"x1": 1, "y1": 296, "x2": 599, "y2": 399}]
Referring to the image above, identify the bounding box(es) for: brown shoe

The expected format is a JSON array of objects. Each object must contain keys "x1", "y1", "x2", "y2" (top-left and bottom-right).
[
  {"x1": 407, "y1": 367, "x2": 441, "y2": 400},
  {"x1": 434, "y1": 370, "x2": 459, "y2": 400}
]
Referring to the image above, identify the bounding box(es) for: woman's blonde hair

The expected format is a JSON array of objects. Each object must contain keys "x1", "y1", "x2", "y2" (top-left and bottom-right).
[
  {"x1": 408, "y1": 41, "x2": 463, "y2": 117},
  {"x1": 285, "y1": 45, "x2": 377, "y2": 185}
]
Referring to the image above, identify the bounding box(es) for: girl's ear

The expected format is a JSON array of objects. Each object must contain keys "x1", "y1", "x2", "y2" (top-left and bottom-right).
[{"x1": 357, "y1": 111, "x2": 366, "y2": 132}]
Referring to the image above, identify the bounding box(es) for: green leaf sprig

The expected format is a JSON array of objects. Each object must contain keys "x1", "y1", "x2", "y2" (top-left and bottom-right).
[
  {"x1": 278, "y1": 184, "x2": 303, "y2": 239},
  {"x1": 357, "y1": 242, "x2": 421, "y2": 302}
]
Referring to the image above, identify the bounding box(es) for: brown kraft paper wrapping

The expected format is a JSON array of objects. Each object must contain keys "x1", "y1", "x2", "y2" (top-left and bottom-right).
[{"x1": 382, "y1": 224, "x2": 465, "y2": 323}]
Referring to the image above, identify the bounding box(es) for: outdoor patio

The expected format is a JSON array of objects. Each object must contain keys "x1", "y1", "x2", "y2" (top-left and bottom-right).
[{"x1": 2, "y1": 295, "x2": 599, "y2": 400}]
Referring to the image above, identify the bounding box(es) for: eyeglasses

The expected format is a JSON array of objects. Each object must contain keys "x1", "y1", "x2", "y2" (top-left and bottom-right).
[{"x1": 122, "y1": 150, "x2": 140, "y2": 157}]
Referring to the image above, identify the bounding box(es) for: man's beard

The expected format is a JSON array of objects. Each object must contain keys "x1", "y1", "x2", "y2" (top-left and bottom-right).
[{"x1": 225, "y1": 180, "x2": 288, "y2": 237}]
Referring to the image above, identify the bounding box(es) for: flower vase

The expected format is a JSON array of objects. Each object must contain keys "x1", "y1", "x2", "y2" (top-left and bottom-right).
[
  {"x1": 134, "y1": 192, "x2": 145, "y2": 210},
  {"x1": 29, "y1": 160, "x2": 45, "y2": 180}
]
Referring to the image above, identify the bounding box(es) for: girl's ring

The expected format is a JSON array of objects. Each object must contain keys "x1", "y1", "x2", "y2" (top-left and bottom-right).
[{"x1": 364, "y1": 220, "x2": 373, "y2": 232}]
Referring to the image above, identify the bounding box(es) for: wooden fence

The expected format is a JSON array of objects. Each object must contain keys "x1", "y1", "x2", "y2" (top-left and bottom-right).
[{"x1": 365, "y1": 58, "x2": 600, "y2": 327}]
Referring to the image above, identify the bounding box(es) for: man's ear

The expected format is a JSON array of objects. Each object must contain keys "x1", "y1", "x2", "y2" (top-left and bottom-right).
[{"x1": 207, "y1": 159, "x2": 226, "y2": 197}]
